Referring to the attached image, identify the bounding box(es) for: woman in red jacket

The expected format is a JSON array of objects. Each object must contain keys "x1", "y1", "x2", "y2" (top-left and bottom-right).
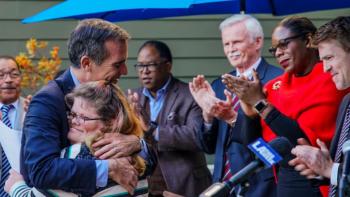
[{"x1": 222, "y1": 16, "x2": 349, "y2": 197}]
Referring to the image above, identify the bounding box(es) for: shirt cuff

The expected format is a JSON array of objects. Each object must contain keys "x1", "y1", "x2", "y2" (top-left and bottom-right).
[
  {"x1": 331, "y1": 162, "x2": 340, "y2": 186},
  {"x1": 10, "y1": 181, "x2": 30, "y2": 197},
  {"x1": 95, "y1": 160, "x2": 108, "y2": 187}
]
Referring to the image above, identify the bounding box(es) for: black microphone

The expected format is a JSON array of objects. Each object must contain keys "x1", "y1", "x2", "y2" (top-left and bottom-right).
[
  {"x1": 339, "y1": 140, "x2": 350, "y2": 197},
  {"x1": 199, "y1": 137, "x2": 292, "y2": 197}
]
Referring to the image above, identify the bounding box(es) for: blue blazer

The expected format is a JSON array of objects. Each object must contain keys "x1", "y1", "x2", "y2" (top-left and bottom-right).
[
  {"x1": 20, "y1": 70, "x2": 97, "y2": 194},
  {"x1": 198, "y1": 58, "x2": 283, "y2": 197}
]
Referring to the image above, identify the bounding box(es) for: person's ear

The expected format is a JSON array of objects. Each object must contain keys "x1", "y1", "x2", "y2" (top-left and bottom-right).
[
  {"x1": 80, "y1": 55, "x2": 92, "y2": 72},
  {"x1": 165, "y1": 62, "x2": 172, "y2": 73},
  {"x1": 305, "y1": 34, "x2": 314, "y2": 49},
  {"x1": 254, "y1": 36, "x2": 263, "y2": 51}
]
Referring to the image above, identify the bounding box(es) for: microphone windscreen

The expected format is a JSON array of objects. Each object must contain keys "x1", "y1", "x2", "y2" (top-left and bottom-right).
[{"x1": 269, "y1": 137, "x2": 293, "y2": 158}]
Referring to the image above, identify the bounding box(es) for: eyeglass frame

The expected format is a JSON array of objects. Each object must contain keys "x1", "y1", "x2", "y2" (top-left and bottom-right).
[
  {"x1": 0, "y1": 71, "x2": 21, "y2": 80},
  {"x1": 67, "y1": 111, "x2": 104, "y2": 123},
  {"x1": 134, "y1": 60, "x2": 168, "y2": 72},
  {"x1": 269, "y1": 33, "x2": 307, "y2": 57}
]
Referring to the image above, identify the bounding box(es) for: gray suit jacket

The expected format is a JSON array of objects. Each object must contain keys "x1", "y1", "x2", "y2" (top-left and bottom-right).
[
  {"x1": 135, "y1": 77, "x2": 211, "y2": 196},
  {"x1": 0, "y1": 97, "x2": 26, "y2": 180}
]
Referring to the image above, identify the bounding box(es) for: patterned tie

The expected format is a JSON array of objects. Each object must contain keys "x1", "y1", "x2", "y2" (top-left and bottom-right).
[
  {"x1": 222, "y1": 94, "x2": 240, "y2": 191},
  {"x1": 0, "y1": 104, "x2": 13, "y2": 197},
  {"x1": 330, "y1": 104, "x2": 350, "y2": 197}
]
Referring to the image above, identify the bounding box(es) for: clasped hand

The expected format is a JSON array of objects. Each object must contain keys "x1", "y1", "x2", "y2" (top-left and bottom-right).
[{"x1": 189, "y1": 75, "x2": 237, "y2": 123}]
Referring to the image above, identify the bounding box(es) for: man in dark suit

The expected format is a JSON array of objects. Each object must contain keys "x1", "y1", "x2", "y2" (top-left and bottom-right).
[
  {"x1": 129, "y1": 40, "x2": 211, "y2": 197},
  {"x1": 290, "y1": 16, "x2": 350, "y2": 197},
  {"x1": 21, "y1": 19, "x2": 141, "y2": 195},
  {"x1": 190, "y1": 14, "x2": 283, "y2": 196}
]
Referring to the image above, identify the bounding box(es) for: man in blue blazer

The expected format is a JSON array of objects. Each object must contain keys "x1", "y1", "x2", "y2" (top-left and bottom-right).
[
  {"x1": 190, "y1": 14, "x2": 283, "y2": 196},
  {"x1": 20, "y1": 19, "x2": 141, "y2": 195}
]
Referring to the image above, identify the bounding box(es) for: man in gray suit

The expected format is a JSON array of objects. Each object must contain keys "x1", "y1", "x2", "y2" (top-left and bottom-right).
[
  {"x1": 129, "y1": 40, "x2": 211, "y2": 197},
  {"x1": 0, "y1": 56, "x2": 26, "y2": 197},
  {"x1": 290, "y1": 16, "x2": 350, "y2": 196}
]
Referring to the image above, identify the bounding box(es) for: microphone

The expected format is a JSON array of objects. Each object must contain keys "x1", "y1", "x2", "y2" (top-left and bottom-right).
[
  {"x1": 199, "y1": 137, "x2": 292, "y2": 197},
  {"x1": 339, "y1": 140, "x2": 350, "y2": 197}
]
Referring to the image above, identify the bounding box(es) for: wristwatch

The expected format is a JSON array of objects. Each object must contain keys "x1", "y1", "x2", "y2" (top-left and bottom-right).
[{"x1": 254, "y1": 99, "x2": 269, "y2": 114}]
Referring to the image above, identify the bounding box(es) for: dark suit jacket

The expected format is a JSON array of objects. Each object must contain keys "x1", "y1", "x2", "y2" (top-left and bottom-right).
[
  {"x1": 330, "y1": 94, "x2": 350, "y2": 160},
  {"x1": 198, "y1": 58, "x2": 283, "y2": 197},
  {"x1": 20, "y1": 70, "x2": 97, "y2": 194},
  {"x1": 329, "y1": 93, "x2": 350, "y2": 192},
  {"x1": 134, "y1": 77, "x2": 212, "y2": 197}
]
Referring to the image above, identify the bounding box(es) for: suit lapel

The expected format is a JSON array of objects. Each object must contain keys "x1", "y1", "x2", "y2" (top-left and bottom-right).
[
  {"x1": 256, "y1": 58, "x2": 269, "y2": 81},
  {"x1": 55, "y1": 69, "x2": 75, "y2": 96},
  {"x1": 330, "y1": 95, "x2": 350, "y2": 157},
  {"x1": 13, "y1": 97, "x2": 25, "y2": 131},
  {"x1": 157, "y1": 78, "x2": 179, "y2": 124}
]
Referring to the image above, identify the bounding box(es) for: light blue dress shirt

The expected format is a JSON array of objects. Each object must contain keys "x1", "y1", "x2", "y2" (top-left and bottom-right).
[{"x1": 142, "y1": 77, "x2": 171, "y2": 141}]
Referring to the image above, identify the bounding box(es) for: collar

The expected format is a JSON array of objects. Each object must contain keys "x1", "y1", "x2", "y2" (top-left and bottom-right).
[
  {"x1": 0, "y1": 99, "x2": 19, "y2": 110},
  {"x1": 142, "y1": 76, "x2": 172, "y2": 99},
  {"x1": 69, "y1": 67, "x2": 80, "y2": 86},
  {"x1": 236, "y1": 57, "x2": 261, "y2": 78}
]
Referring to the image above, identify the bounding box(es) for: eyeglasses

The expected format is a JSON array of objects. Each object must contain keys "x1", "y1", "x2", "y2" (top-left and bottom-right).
[
  {"x1": 134, "y1": 61, "x2": 168, "y2": 72},
  {"x1": 68, "y1": 111, "x2": 104, "y2": 123},
  {"x1": 0, "y1": 71, "x2": 20, "y2": 80},
  {"x1": 269, "y1": 33, "x2": 306, "y2": 57}
]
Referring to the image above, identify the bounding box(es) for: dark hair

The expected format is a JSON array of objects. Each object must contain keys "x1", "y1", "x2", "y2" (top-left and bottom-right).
[
  {"x1": 314, "y1": 16, "x2": 350, "y2": 52},
  {"x1": 0, "y1": 55, "x2": 21, "y2": 72},
  {"x1": 68, "y1": 19, "x2": 130, "y2": 68},
  {"x1": 278, "y1": 16, "x2": 317, "y2": 40},
  {"x1": 138, "y1": 40, "x2": 173, "y2": 63}
]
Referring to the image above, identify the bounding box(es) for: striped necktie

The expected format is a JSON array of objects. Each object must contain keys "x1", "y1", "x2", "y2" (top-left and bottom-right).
[
  {"x1": 0, "y1": 104, "x2": 13, "y2": 197},
  {"x1": 330, "y1": 104, "x2": 350, "y2": 197},
  {"x1": 222, "y1": 94, "x2": 240, "y2": 194}
]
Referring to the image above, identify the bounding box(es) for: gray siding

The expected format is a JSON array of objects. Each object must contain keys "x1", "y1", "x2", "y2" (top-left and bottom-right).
[{"x1": 0, "y1": 0, "x2": 349, "y2": 90}]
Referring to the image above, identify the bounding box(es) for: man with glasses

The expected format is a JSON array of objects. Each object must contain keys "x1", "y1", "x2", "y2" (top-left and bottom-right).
[
  {"x1": 0, "y1": 56, "x2": 26, "y2": 197},
  {"x1": 189, "y1": 14, "x2": 283, "y2": 196},
  {"x1": 129, "y1": 40, "x2": 211, "y2": 197},
  {"x1": 21, "y1": 19, "x2": 141, "y2": 195}
]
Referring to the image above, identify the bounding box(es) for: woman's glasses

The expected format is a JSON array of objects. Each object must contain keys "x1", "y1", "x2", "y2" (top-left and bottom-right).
[
  {"x1": 68, "y1": 111, "x2": 103, "y2": 123},
  {"x1": 269, "y1": 34, "x2": 306, "y2": 57}
]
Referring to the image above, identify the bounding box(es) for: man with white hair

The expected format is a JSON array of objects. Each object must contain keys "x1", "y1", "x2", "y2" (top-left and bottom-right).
[{"x1": 190, "y1": 14, "x2": 283, "y2": 196}]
